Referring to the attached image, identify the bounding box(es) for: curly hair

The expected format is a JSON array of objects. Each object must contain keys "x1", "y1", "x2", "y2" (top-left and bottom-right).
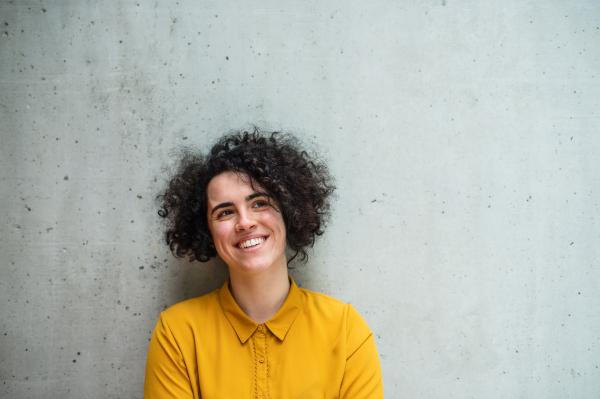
[{"x1": 157, "y1": 127, "x2": 336, "y2": 265}]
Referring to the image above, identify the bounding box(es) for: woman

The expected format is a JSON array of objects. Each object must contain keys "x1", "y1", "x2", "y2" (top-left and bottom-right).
[{"x1": 144, "y1": 128, "x2": 384, "y2": 398}]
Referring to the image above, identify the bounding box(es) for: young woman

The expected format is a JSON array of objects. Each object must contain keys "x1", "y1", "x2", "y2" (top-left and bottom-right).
[{"x1": 144, "y1": 129, "x2": 384, "y2": 398}]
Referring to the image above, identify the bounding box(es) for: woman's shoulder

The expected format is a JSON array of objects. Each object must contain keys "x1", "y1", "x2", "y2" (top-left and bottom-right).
[
  {"x1": 298, "y1": 287, "x2": 346, "y2": 308},
  {"x1": 297, "y1": 287, "x2": 371, "y2": 334},
  {"x1": 298, "y1": 286, "x2": 357, "y2": 311},
  {"x1": 159, "y1": 288, "x2": 222, "y2": 326}
]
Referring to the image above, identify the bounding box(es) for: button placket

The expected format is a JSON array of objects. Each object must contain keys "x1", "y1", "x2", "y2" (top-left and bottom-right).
[
  {"x1": 264, "y1": 327, "x2": 270, "y2": 399},
  {"x1": 253, "y1": 324, "x2": 269, "y2": 399}
]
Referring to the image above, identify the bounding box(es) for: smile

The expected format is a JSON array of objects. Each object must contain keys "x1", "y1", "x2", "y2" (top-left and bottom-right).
[{"x1": 236, "y1": 236, "x2": 267, "y2": 249}]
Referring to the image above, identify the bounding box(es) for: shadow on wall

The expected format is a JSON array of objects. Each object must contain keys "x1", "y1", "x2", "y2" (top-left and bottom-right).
[{"x1": 179, "y1": 257, "x2": 230, "y2": 300}]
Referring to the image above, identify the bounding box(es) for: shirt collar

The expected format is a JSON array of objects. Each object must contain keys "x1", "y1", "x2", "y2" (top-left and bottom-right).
[{"x1": 219, "y1": 275, "x2": 302, "y2": 343}]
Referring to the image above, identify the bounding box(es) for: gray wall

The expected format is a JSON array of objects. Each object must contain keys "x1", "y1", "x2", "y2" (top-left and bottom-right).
[{"x1": 1, "y1": 1, "x2": 599, "y2": 398}]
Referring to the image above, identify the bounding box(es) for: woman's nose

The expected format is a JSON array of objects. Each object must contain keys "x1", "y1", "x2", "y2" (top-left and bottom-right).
[{"x1": 235, "y1": 209, "x2": 256, "y2": 231}]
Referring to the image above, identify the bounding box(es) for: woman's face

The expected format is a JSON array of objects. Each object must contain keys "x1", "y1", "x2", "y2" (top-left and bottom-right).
[{"x1": 206, "y1": 171, "x2": 287, "y2": 276}]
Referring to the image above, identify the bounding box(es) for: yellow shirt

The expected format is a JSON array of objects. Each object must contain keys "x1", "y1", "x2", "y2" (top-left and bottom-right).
[{"x1": 144, "y1": 276, "x2": 384, "y2": 398}]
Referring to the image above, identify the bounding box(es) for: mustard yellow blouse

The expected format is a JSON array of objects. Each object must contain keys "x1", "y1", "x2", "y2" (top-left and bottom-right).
[{"x1": 144, "y1": 276, "x2": 384, "y2": 398}]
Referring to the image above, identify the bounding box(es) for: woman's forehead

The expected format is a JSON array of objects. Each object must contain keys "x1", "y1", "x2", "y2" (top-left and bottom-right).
[{"x1": 207, "y1": 171, "x2": 266, "y2": 201}]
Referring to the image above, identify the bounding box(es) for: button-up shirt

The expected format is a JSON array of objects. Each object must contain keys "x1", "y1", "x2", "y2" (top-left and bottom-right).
[{"x1": 144, "y1": 276, "x2": 384, "y2": 398}]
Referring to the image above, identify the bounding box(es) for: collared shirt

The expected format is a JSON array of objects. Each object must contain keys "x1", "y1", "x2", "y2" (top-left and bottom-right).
[{"x1": 144, "y1": 276, "x2": 384, "y2": 399}]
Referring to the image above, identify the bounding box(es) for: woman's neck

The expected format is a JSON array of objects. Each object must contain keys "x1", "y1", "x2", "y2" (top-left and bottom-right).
[{"x1": 228, "y1": 264, "x2": 291, "y2": 324}]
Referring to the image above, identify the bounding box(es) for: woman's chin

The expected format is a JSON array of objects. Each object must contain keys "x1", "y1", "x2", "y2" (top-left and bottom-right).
[{"x1": 227, "y1": 255, "x2": 286, "y2": 276}]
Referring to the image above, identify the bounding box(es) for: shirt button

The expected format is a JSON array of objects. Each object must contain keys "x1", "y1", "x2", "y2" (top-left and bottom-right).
[
  {"x1": 257, "y1": 325, "x2": 263, "y2": 331},
  {"x1": 259, "y1": 357, "x2": 265, "y2": 363}
]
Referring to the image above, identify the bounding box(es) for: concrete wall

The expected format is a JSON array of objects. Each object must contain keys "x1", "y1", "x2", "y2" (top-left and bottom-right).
[{"x1": 1, "y1": 1, "x2": 599, "y2": 397}]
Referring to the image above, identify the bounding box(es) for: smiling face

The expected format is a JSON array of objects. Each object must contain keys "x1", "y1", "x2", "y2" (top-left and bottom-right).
[{"x1": 206, "y1": 171, "x2": 287, "y2": 276}]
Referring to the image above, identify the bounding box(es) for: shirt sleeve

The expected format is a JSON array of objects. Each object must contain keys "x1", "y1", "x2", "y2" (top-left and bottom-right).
[
  {"x1": 339, "y1": 304, "x2": 384, "y2": 399},
  {"x1": 144, "y1": 313, "x2": 195, "y2": 399}
]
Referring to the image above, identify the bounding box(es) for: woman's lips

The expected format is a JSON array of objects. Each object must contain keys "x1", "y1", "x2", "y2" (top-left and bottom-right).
[{"x1": 235, "y1": 235, "x2": 268, "y2": 250}]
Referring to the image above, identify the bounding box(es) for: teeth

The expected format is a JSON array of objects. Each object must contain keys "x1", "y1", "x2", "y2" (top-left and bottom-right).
[{"x1": 239, "y1": 237, "x2": 265, "y2": 249}]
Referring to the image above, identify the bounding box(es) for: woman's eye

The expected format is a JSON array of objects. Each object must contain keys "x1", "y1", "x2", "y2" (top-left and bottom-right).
[
  {"x1": 218, "y1": 210, "x2": 233, "y2": 218},
  {"x1": 253, "y1": 200, "x2": 267, "y2": 208}
]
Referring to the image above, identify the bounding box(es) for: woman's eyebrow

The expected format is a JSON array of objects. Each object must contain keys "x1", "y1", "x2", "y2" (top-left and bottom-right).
[
  {"x1": 210, "y1": 192, "x2": 270, "y2": 215},
  {"x1": 245, "y1": 192, "x2": 269, "y2": 202},
  {"x1": 210, "y1": 202, "x2": 234, "y2": 216}
]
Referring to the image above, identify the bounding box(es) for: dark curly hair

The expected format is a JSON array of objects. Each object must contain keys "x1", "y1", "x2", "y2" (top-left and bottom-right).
[{"x1": 157, "y1": 127, "x2": 335, "y2": 265}]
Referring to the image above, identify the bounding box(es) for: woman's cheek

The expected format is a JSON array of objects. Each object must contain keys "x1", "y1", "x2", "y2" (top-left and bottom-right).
[{"x1": 212, "y1": 223, "x2": 230, "y2": 250}]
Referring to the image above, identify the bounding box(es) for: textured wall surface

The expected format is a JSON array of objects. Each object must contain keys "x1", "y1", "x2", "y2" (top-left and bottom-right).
[{"x1": 1, "y1": 1, "x2": 599, "y2": 398}]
